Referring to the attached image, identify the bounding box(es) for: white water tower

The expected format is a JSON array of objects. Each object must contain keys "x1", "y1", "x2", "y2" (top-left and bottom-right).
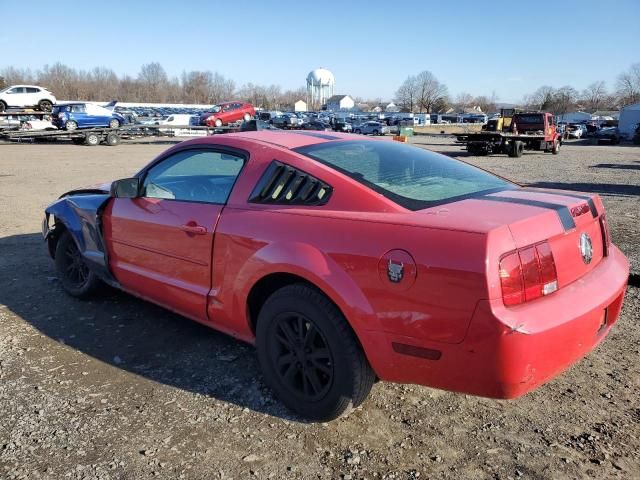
[{"x1": 306, "y1": 68, "x2": 335, "y2": 109}]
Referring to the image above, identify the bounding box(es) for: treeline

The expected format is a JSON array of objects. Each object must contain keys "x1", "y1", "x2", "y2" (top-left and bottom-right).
[
  {"x1": 395, "y1": 63, "x2": 640, "y2": 114},
  {"x1": 0, "y1": 62, "x2": 307, "y2": 109}
]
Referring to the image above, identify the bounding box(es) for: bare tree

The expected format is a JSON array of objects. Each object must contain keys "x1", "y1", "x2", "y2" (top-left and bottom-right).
[
  {"x1": 580, "y1": 81, "x2": 607, "y2": 112},
  {"x1": 394, "y1": 75, "x2": 418, "y2": 112},
  {"x1": 454, "y1": 92, "x2": 474, "y2": 112},
  {"x1": 554, "y1": 86, "x2": 579, "y2": 115},
  {"x1": 414, "y1": 71, "x2": 449, "y2": 113},
  {"x1": 616, "y1": 63, "x2": 640, "y2": 106},
  {"x1": 473, "y1": 95, "x2": 496, "y2": 113},
  {"x1": 138, "y1": 62, "x2": 169, "y2": 102}
]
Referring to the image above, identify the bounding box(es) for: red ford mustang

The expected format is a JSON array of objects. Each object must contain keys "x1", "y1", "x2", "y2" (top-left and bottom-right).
[{"x1": 43, "y1": 131, "x2": 629, "y2": 420}]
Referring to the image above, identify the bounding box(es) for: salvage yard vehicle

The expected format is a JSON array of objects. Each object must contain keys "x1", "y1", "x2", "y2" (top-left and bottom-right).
[
  {"x1": 458, "y1": 112, "x2": 562, "y2": 157},
  {"x1": 0, "y1": 85, "x2": 56, "y2": 112},
  {"x1": 201, "y1": 102, "x2": 255, "y2": 127},
  {"x1": 52, "y1": 102, "x2": 126, "y2": 130},
  {"x1": 42, "y1": 131, "x2": 629, "y2": 420},
  {"x1": 353, "y1": 121, "x2": 389, "y2": 135}
]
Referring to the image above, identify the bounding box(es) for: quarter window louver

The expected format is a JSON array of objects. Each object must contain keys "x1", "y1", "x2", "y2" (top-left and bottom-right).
[{"x1": 249, "y1": 161, "x2": 332, "y2": 206}]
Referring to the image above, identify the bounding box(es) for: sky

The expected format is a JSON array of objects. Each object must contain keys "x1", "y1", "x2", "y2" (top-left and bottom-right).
[{"x1": 1, "y1": 0, "x2": 638, "y2": 103}]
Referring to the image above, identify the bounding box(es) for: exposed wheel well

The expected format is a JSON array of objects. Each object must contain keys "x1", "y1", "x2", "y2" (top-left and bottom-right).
[{"x1": 46, "y1": 221, "x2": 68, "y2": 259}]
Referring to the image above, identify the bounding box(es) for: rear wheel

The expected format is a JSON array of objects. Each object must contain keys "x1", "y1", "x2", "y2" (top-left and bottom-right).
[
  {"x1": 65, "y1": 120, "x2": 78, "y2": 131},
  {"x1": 38, "y1": 100, "x2": 53, "y2": 112},
  {"x1": 108, "y1": 118, "x2": 120, "y2": 129},
  {"x1": 0, "y1": 101, "x2": 6, "y2": 112},
  {"x1": 509, "y1": 140, "x2": 524, "y2": 157},
  {"x1": 373, "y1": 129, "x2": 379, "y2": 136},
  {"x1": 214, "y1": 118, "x2": 223, "y2": 127},
  {"x1": 105, "y1": 132, "x2": 120, "y2": 146},
  {"x1": 84, "y1": 132, "x2": 100, "y2": 146},
  {"x1": 354, "y1": 129, "x2": 361, "y2": 134},
  {"x1": 256, "y1": 284, "x2": 375, "y2": 421},
  {"x1": 54, "y1": 231, "x2": 102, "y2": 298}
]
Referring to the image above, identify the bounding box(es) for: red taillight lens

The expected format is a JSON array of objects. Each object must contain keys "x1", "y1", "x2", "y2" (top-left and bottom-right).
[
  {"x1": 499, "y1": 241, "x2": 558, "y2": 306},
  {"x1": 600, "y1": 214, "x2": 611, "y2": 256},
  {"x1": 499, "y1": 251, "x2": 524, "y2": 306}
]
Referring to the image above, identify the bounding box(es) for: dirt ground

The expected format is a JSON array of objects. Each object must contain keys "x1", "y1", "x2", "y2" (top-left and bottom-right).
[{"x1": 0, "y1": 137, "x2": 639, "y2": 480}]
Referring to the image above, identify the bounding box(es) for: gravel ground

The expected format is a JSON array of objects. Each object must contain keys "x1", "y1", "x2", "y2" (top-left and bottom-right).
[{"x1": 0, "y1": 139, "x2": 639, "y2": 480}]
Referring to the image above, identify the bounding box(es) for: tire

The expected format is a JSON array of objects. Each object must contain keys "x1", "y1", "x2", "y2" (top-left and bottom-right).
[
  {"x1": 243, "y1": 113, "x2": 251, "y2": 122},
  {"x1": 354, "y1": 129, "x2": 361, "y2": 134},
  {"x1": 105, "y1": 132, "x2": 120, "y2": 146},
  {"x1": 38, "y1": 100, "x2": 53, "y2": 112},
  {"x1": 214, "y1": 118, "x2": 223, "y2": 127},
  {"x1": 84, "y1": 132, "x2": 100, "y2": 146},
  {"x1": 54, "y1": 231, "x2": 102, "y2": 298},
  {"x1": 65, "y1": 120, "x2": 78, "y2": 131},
  {"x1": 509, "y1": 141, "x2": 524, "y2": 158},
  {"x1": 373, "y1": 130, "x2": 379, "y2": 136},
  {"x1": 256, "y1": 283, "x2": 375, "y2": 421},
  {"x1": 108, "y1": 118, "x2": 120, "y2": 129},
  {"x1": 551, "y1": 139, "x2": 560, "y2": 155},
  {"x1": 0, "y1": 101, "x2": 6, "y2": 112}
]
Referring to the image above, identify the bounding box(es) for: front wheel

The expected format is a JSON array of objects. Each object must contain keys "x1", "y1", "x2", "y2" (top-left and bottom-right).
[
  {"x1": 243, "y1": 113, "x2": 251, "y2": 122},
  {"x1": 256, "y1": 284, "x2": 375, "y2": 421},
  {"x1": 552, "y1": 139, "x2": 560, "y2": 154},
  {"x1": 0, "y1": 101, "x2": 6, "y2": 112},
  {"x1": 214, "y1": 118, "x2": 223, "y2": 127},
  {"x1": 54, "y1": 231, "x2": 102, "y2": 298}
]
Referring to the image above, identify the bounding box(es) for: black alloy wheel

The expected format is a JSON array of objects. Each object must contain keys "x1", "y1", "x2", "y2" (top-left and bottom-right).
[
  {"x1": 54, "y1": 231, "x2": 102, "y2": 298},
  {"x1": 268, "y1": 312, "x2": 334, "y2": 401}
]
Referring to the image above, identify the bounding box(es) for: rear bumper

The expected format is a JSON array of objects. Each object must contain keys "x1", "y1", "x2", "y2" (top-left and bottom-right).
[{"x1": 363, "y1": 245, "x2": 629, "y2": 398}]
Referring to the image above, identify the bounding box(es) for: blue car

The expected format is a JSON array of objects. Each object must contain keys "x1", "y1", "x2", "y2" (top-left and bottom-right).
[{"x1": 52, "y1": 102, "x2": 126, "y2": 130}]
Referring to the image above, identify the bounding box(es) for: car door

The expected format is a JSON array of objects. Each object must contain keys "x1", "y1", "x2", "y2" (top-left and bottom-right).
[
  {"x1": 71, "y1": 104, "x2": 89, "y2": 126},
  {"x1": 103, "y1": 147, "x2": 246, "y2": 321},
  {"x1": 5, "y1": 87, "x2": 25, "y2": 107}
]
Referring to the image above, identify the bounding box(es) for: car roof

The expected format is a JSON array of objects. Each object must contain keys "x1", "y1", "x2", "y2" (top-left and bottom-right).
[{"x1": 186, "y1": 130, "x2": 361, "y2": 150}]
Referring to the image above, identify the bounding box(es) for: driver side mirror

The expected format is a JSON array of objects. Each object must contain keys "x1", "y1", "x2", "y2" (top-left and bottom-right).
[{"x1": 110, "y1": 177, "x2": 140, "y2": 198}]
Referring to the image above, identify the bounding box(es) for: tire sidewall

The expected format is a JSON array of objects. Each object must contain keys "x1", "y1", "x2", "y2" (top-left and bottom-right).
[
  {"x1": 256, "y1": 288, "x2": 359, "y2": 419},
  {"x1": 54, "y1": 231, "x2": 95, "y2": 297}
]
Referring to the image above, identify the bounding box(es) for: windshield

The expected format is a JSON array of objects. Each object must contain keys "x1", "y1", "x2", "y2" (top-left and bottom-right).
[
  {"x1": 295, "y1": 140, "x2": 513, "y2": 210},
  {"x1": 211, "y1": 105, "x2": 222, "y2": 113}
]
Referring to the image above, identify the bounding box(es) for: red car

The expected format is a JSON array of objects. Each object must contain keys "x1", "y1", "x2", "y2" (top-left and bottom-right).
[
  {"x1": 43, "y1": 131, "x2": 629, "y2": 420},
  {"x1": 200, "y1": 101, "x2": 255, "y2": 127}
]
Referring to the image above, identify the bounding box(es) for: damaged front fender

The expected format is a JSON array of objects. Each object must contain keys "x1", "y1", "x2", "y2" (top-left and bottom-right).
[{"x1": 43, "y1": 192, "x2": 118, "y2": 287}]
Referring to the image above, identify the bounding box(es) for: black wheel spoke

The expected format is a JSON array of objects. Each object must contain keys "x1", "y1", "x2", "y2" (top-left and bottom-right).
[
  {"x1": 305, "y1": 368, "x2": 323, "y2": 395},
  {"x1": 268, "y1": 313, "x2": 334, "y2": 402}
]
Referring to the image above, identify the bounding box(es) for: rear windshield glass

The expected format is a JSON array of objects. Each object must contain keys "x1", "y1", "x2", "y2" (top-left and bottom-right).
[
  {"x1": 295, "y1": 140, "x2": 513, "y2": 210},
  {"x1": 514, "y1": 114, "x2": 544, "y2": 124}
]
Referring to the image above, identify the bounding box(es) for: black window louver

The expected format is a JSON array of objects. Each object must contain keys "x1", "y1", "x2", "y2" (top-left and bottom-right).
[{"x1": 249, "y1": 161, "x2": 332, "y2": 206}]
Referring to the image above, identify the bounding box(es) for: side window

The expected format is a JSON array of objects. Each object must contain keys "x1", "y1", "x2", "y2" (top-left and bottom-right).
[
  {"x1": 143, "y1": 149, "x2": 245, "y2": 204},
  {"x1": 26, "y1": 87, "x2": 39, "y2": 93},
  {"x1": 72, "y1": 104, "x2": 86, "y2": 113}
]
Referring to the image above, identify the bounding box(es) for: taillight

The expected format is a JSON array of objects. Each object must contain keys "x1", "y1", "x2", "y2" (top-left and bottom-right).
[
  {"x1": 600, "y1": 214, "x2": 611, "y2": 256},
  {"x1": 499, "y1": 241, "x2": 558, "y2": 306}
]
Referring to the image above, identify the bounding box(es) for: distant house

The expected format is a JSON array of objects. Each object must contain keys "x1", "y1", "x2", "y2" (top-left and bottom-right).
[
  {"x1": 325, "y1": 95, "x2": 355, "y2": 111},
  {"x1": 556, "y1": 111, "x2": 592, "y2": 123},
  {"x1": 356, "y1": 102, "x2": 370, "y2": 112},
  {"x1": 294, "y1": 100, "x2": 307, "y2": 112},
  {"x1": 385, "y1": 102, "x2": 400, "y2": 112}
]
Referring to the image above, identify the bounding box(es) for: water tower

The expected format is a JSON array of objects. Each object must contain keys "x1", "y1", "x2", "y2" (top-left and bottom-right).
[{"x1": 306, "y1": 68, "x2": 335, "y2": 109}]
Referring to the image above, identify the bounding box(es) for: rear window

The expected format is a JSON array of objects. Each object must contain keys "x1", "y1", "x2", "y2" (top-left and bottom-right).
[
  {"x1": 295, "y1": 140, "x2": 513, "y2": 210},
  {"x1": 514, "y1": 114, "x2": 544, "y2": 124}
]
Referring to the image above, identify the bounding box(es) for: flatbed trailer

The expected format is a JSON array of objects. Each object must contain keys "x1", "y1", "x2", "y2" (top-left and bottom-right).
[
  {"x1": 457, "y1": 111, "x2": 561, "y2": 157},
  {"x1": 0, "y1": 123, "x2": 240, "y2": 146}
]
